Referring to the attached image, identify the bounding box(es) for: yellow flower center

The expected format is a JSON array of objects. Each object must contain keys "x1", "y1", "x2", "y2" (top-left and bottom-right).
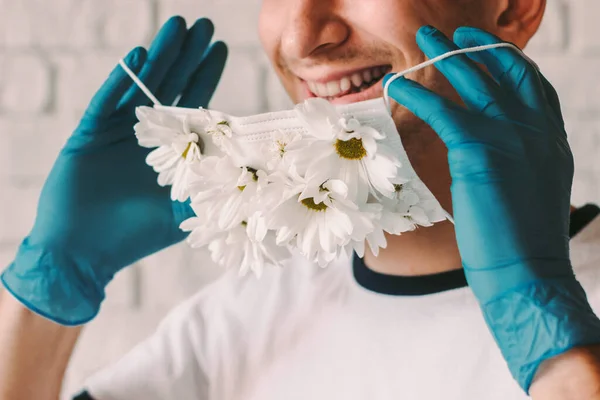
[
  {"x1": 181, "y1": 133, "x2": 204, "y2": 159},
  {"x1": 394, "y1": 184, "x2": 403, "y2": 193},
  {"x1": 182, "y1": 142, "x2": 193, "y2": 159},
  {"x1": 238, "y1": 185, "x2": 246, "y2": 191},
  {"x1": 241, "y1": 221, "x2": 248, "y2": 227},
  {"x1": 301, "y1": 197, "x2": 328, "y2": 211},
  {"x1": 334, "y1": 138, "x2": 367, "y2": 160}
]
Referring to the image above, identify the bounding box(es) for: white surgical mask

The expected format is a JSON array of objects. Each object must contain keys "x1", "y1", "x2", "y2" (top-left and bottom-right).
[{"x1": 119, "y1": 40, "x2": 524, "y2": 276}]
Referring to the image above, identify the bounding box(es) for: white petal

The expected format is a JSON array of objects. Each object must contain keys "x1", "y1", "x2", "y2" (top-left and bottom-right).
[
  {"x1": 353, "y1": 240, "x2": 365, "y2": 258},
  {"x1": 157, "y1": 165, "x2": 177, "y2": 187},
  {"x1": 295, "y1": 98, "x2": 339, "y2": 140},
  {"x1": 323, "y1": 179, "x2": 348, "y2": 197},
  {"x1": 218, "y1": 193, "x2": 245, "y2": 230},
  {"x1": 146, "y1": 146, "x2": 180, "y2": 171},
  {"x1": 318, "y1": 212, "x2": 335, "y2": 253},
  {"x1": 247, "y1": 213, "x2": 268, "y2": 242},
  {"x1": 179, "y1": 216, "x2": 201, "y2": 232},
  {"x1": 362, "y1": 136, "x2": 378, "y2": 157}
]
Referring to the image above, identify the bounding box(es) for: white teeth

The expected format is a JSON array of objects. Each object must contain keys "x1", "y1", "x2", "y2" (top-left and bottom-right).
[
  {"x1": 307, "y1": 66, "x2": 388, "y2": 98},
  {"x1": 327, "y1": 81, "x2": 341, "y2": 97},
  {"x1": 351, "y1": 73, "x2": 363, "y2": 87},
  {"x1": 362, "y1": 69, "x2": 372, "y2": 83},
  {"x1": 316, "y1": 82, "x2": 328, "y2": 96},
  {"x1": 340, "y1": 77, "x2": 351, "y2": 92}
]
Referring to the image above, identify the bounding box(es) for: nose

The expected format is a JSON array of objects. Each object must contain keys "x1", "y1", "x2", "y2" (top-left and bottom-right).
[{"x1": 280, "y1": 0, "x2": 350, "y2": 61}]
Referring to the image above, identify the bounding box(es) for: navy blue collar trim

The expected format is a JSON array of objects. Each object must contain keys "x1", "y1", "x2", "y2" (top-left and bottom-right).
[{"x1": 353, "y1": 204, "x2": 600, "y2": 296}]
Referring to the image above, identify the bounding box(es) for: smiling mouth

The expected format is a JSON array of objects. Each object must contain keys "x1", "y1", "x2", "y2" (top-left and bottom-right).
[{"x1": 304, "y1": 65, "x2": 393, "y2": 101}]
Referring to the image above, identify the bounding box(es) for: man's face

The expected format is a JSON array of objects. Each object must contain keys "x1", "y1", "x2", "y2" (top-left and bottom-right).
[
  {"x1": 258, "y1": 0, "x2": 487, "y2": 208},
  {"x1": 260, "y1": 0, "x2": 481, "y2": 104}
]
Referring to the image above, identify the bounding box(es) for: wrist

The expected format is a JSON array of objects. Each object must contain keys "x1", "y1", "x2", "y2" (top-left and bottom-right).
[
  {"x1": 530, "y1": 345, "x2": 600, "y2": 399},
  {"x1": 2, "y1": 237, "x2": 110, "y2": 325},
  {"x1": 0, "y1": 290, "x2": 82, "y2": 400},
  {"x1": 481, "y1": 276, "x2": 600, "y2": 393}
]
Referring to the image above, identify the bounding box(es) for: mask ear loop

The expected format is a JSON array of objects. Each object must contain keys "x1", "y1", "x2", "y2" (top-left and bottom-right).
[
  {"x1": 119, "y1": 59, "x2": 163, "y2": 106},
  {"x1": 382, "y1": 42, "x2": 535, "y2": 114},
  {"x1": 381, "y1": 42, "x2": 535, "y2": 225}
]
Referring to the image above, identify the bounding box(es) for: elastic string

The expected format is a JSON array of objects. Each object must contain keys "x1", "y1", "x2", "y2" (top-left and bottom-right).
[
  {"x1": 383, "y1": 42, "x2": 534, "y2": 113},
  {"x1": 443, "y1": 210, "x2": 454, "y2": 225},
  {"x1": 381, "y1": 42, "x2": 531, "y2": 226},
  {"x1": 119, "y1": 59, "x2": 163, "y2": 106}
]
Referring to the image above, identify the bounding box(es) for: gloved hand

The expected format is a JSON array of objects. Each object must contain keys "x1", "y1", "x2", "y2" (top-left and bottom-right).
[
  {"x1": 386, "y1": 26, "x2": 600, "y2": 393},
  {"x1": 1, "y1": 16, "x2": 227, "y2": 326}
]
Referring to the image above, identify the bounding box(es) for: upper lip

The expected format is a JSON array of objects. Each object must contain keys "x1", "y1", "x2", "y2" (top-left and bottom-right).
[{"x1": 295, "y1": 64, "x2": 391, "y2": 84}]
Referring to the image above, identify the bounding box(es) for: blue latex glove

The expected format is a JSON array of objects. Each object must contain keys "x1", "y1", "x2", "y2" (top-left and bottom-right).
[
  {"x1": 385, "y1": 26, "x2": 600, "y2": 392},
  {"x1": 1, "y1": 16, "x2": 228, "y2": 326}
]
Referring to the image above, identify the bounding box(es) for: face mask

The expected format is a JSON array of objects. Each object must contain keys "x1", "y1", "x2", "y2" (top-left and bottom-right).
[{"x1": 119, "y1": 40, "x2": 523, "y2": 276}]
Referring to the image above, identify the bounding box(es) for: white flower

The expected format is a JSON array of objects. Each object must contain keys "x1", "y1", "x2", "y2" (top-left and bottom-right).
[
  {"x1": 262, "y1": 129, "x2": 302, "y2": 171},
  {"x1": 287, "y1": 98, "x2": 402, "y2": 204},
  {"x1": 206, "y1": 118, "x2": 237, "y2": 155},
  {"x1": 379, "y1": 181, "x2": 446, "y2": 234},
  {"x1": 188, "y1": 156, "x2": 269, "y2": 231},
  {"x1": 134, "y1": 107, "x2": 208, "y2": 201},
  {"x1": 346, "y1": 202, "x2": 387, "y2": 258},
  {"x1": 180, "y1": 213, "x2": 291, "y2": 277},
  {"x1": 263, "y1": 168, "x2": 375, "y2": 266}
]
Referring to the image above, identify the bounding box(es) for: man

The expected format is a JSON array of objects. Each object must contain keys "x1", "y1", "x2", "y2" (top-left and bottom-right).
[{"x1": 2, "y1": 0, "x2": 600, "y2": 399}]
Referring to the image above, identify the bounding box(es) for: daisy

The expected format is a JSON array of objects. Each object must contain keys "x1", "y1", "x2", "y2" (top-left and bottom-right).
[
  {"x1": 346, "y1": 202, "x2": 387, "y2": 258},
  {"x1": 379, "y1": 181, "x2": 447, "y2": 234},
  {"x1": 263, "y1": 168, "x2": 375, "y2": 266},
  {"x1": 262, "y1": 129, "x2": 302, "y2": 171},
  {"x1": 188, "y1": 156, "x2": 269, "y2": 231},
  {"x1": 134, "y1": 106, "x2": 209, "y2": 201},
  {"x1": 205, "y1": 118, "x2": 238, "y2": 156},
  {"x1": 287, "y1": 98, "x2": 402, "y2": 204},
  {"x1": 180, "y1": 213, "x2": 291, "y2": 277}
]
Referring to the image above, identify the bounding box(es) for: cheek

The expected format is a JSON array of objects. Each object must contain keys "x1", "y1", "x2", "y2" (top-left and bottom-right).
[
  {"x1": 258, "y1": 0, "x2": 281, "y2": 61},
  {"x1": 347, "y1": 0, "x2": 435, "y2": 66}
]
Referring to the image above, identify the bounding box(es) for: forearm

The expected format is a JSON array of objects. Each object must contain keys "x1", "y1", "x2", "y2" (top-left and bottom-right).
[
  {"x1": 530, "y1": 345, "x2": 600, "y2": 400},
  {"x1": 0, "y1": 289, "x2": 82, "y2": 400}
]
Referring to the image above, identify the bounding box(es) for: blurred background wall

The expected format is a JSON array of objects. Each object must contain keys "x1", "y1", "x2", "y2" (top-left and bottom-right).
[{"x1": 0, "y1": 0, "x2": 598, "y2": 397}]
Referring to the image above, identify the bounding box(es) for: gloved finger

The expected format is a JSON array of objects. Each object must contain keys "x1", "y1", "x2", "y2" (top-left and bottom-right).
[
  {"x1": 178, "y1": 41, "x2": 228, "y2": 108},
  {"x1": 416, "y1": 26, "x2": 506, "y2": 117},
  {"x1": 452, "y1": 27, "x2": 547, "y2": 113},
  {"x1": 384, "y1": 74, "x2": 471, "y2": 148},
  {"x1": 119, "y1": 16, "x2": 188, "y2": 109},
  {"x1": 85, "y1": 47, "x2": 147, "y2": 119},
  {"x1": 156, "y1": 18, "x2": 215, "y2": 106}
]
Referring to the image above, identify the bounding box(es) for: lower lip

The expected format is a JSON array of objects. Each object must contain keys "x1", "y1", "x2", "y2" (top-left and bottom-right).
[{"x1": 304, "y1": 77, "x2": 386, "y2": 105}]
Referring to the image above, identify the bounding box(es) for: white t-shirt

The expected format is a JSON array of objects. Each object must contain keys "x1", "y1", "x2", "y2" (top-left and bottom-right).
[{"x1": 83, "y1": 211, "x2": 600, "y2": 400}]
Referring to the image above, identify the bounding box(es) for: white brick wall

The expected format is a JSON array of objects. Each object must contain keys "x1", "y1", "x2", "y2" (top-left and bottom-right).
[{"x1": 0, "y1": 0, "x2": 598, "y2": 398}]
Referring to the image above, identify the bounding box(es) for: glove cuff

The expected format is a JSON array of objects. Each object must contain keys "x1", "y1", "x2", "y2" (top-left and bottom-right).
[
  {"x1": 1, "y1": 237, "x2": 110, "y2": 326},
  {"x1": 482, "y1": 277, "x2": 600, "y2": 394}
]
